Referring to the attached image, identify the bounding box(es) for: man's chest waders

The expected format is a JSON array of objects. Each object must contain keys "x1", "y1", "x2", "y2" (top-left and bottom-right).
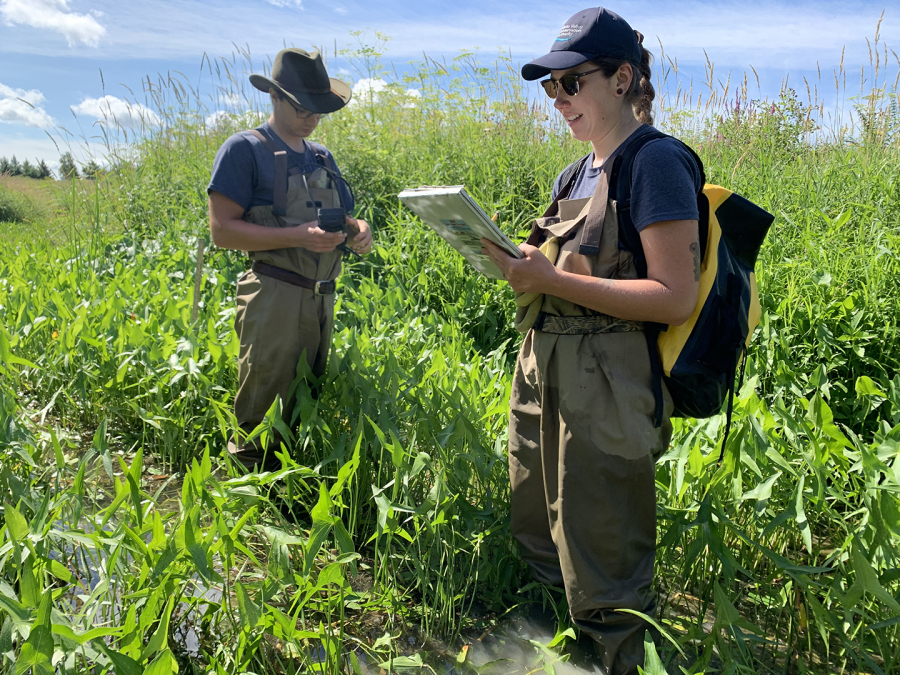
[
  {"x1": 230, "y1": 130, "x2": 344, "y2": 469},
  {"x1": 507, "y1": 167, "x2": 673, "y2": 675}
]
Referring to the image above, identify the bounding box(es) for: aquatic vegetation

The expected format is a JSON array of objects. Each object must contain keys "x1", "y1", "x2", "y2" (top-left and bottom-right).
[{"x1": 1, "y1": 36, "x2": 899, "y2": 674}]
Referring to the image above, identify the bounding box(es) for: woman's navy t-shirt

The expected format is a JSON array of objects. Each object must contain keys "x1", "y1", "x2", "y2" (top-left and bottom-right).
[
  {"x1": 551, "y1": 125, "x2": 701, "y2": 232},
  {"x1": 207, "y1": 121, "x2": 354, "y2": 214}
]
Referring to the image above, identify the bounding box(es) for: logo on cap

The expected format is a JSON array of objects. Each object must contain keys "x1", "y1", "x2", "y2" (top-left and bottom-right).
[{"x1": 555, "y1": 23, "x2": 583, "y2": 42}]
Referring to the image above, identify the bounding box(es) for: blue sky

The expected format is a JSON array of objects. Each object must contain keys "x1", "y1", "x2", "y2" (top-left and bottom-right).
[{"x1": 1, "y1": 0, "x2": 897, "y2": 171}]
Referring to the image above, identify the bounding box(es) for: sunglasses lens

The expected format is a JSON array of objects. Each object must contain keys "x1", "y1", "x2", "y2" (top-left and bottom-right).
[
  {"x1": 560, "y1": 76, "x2": 579, "y2": 97},
  {"x1": 540, "y1": 79, "x2": 558, "y2": 98}
]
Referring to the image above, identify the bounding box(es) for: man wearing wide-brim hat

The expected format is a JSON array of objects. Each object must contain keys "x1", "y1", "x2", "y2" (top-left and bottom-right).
[{"x1": 208, "y1": 48, "x2": 372, "y2": 470}]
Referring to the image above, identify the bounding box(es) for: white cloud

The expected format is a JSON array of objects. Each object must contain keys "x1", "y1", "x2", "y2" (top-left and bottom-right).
[
  {"x1": 70, "y1": 95, "x2": 159, "y2": 130},
  {"x1": 402, "y1": 88, "x2": 420, "y2": 109},
  {"x1": 204, "y1": 110, "x2": 233, "y2": 127},
  {"x1": 265, "y1": 0, "x2": 302, "y2": 7},
  {"x1": 0, "y1": 0, "x2": 106, "y2": 47},
  {"x1": 334, "y1": 5, "x2": 347, "y2": 14},
  {"x1": 349, "y1": 79, "x2": 423, "y2": 108},
  {"x1": 0, "y1": 82, "x2": 54, "y2": 128},
  {"x1": 204, "y1": 109, "x2": 265, "y2": 129},
  {"x1": 218, "y1": 92, "x2": 241, "y2": 107},
  {"x1": 350, "y1": 78, "x2": 387, "y2": 106}
]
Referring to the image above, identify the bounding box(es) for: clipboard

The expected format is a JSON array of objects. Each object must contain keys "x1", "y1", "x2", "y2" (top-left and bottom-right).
[{"x1": 398, "y1": 185, "x2": 523, "y2": 279}]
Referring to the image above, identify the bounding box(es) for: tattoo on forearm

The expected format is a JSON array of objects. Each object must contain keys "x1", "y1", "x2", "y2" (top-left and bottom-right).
[{"x1": 690, "y1": 242, "x2": 701, "y2": 281}]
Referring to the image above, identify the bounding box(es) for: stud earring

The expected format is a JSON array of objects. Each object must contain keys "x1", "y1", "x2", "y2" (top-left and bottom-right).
[{"x1": 616, "y1": 88, "x2": 623, "y2": 95}]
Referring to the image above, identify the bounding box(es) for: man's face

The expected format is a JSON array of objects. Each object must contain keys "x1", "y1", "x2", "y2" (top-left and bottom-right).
[{"x1": 271, "y1": 93, "x2": 321, "y2": 138}]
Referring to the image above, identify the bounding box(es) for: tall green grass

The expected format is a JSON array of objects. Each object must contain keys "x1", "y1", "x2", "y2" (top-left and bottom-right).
[{"x1": 1, "y1": 35, "x2": 900, "y2": 674}]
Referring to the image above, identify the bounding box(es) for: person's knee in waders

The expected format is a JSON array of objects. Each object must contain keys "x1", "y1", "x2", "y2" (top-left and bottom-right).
[{"x1": 207, "y1": 48, "x2": 373, "y2": 471}]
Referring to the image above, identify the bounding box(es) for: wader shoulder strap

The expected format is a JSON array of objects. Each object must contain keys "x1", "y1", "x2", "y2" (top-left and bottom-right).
[
  {"x1": 527, "y1": 153, "x2": 589, "y2": 246},
  {"x1": 577, "y1": 163, "x2": 612, "y2": 256},
  {"x1": 249, "y1": 129, "x2": 287, "y2": 217}
]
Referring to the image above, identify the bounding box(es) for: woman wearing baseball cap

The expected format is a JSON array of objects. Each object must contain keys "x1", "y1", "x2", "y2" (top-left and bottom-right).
[{"x1": 482, "y1": 8, "x2": 702, "y2": 673}]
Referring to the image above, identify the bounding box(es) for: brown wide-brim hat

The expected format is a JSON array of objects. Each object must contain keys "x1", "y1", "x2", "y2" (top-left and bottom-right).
[{"x1": 250, "y1": 48, "x2": 351, "y2": 114}]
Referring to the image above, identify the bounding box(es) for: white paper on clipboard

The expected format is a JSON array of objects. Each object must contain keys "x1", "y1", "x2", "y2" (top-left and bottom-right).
[{"x1": 397, "y1": 185, "x2": 523, "y2": 279}]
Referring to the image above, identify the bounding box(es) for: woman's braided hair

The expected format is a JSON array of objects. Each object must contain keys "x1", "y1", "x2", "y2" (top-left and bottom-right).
[{"x1": 589, "y1": 30, "x2": 655, "y2": 125}]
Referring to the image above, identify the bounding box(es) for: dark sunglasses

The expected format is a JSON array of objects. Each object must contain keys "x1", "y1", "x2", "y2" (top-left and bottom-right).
[
  {"x1": 285, "y1": 97, "x2": 327, "y2": 120},
  {"x1": 540, "y1": 67, "x2": 603, "y2": 98}
]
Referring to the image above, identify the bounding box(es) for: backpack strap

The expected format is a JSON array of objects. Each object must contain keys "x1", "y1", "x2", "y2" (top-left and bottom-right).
[
  {"x1": 608, "y1": 129, "x2": 705, "y2": 429},
  {"x1": 612, "y1": 130, "x2": 707, "y2": 272},
  {"x1": 249, "y1": 129, "x2": 288, "y2": 217}
]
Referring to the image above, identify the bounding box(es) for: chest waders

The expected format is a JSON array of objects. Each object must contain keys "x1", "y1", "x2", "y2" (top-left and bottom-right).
[
  {"x1": 507, "y1": 166, "x2": 673, "y2": 675},
  {"x1": 229, "y1": 130, "x2": 344, "y2": 469}
]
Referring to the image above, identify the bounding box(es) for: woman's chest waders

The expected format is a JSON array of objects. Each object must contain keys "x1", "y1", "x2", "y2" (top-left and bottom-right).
[
  {"x1": 507, "y1": 168, "x2": 673, "y2": 674},
  {"x1": 229, "y1": 131, "x2": 345, "y2": 470}
]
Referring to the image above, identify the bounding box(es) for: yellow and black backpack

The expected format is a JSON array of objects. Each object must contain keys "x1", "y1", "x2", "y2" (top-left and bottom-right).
[{"x1": 589, "y1": 130, "x2": 773, "y2": 458}]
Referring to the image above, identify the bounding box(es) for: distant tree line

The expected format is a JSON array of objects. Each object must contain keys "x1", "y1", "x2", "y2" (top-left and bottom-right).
[
  {"x1": 0, "y1": 155, "x2": 53, "y2": 179},
  {"x1": 0, "y1": 152, "x2": 103, "y2": 180}
]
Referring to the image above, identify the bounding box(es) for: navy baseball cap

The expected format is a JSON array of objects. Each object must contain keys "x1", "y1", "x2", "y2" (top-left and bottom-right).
[{"x1": 522, "y1": 7, "x2": 642, "y2": 81}]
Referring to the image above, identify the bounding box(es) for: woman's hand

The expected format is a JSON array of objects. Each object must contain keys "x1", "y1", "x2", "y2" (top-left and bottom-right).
[{"x1": 481, "y1": 239, "x2": 558, "y2": 294}]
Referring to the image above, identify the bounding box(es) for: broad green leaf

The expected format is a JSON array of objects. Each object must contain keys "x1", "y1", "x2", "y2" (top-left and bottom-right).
[
  {"x1": 639, "y1": 631, "x2": 667, "y2": 675},
  {"x1": 388, "y1": 429, "x2": 405, "y2": 469},
  {"x1": 547, "y1": 627, "x2": 576, "y2": 648},
  {"x1": 304, "y1": 483, "x2": 335, "y2": 577},
  {"x1": 3, "y1": 503, "x2": 28, "y2": 542},
  {"x1": 316, "y1": 563, "x2": 346, "y2": 590},
  {"x1": 52, "y1": 625, "x2": 121, "y2": 645},
  {"x1": 143, "y1": 648, "x2": 178, "y2": 675},
  {"x1": 333, "y1": 518, "x2": 355, "y2": 556},
  {"x1": 93, "y1": 419, "x2": 113, "y2": 480},
  {"x1": 410, "y1": 451, "x2": 431, "y2": 479},
  {"x1": 845, "y1": 544, "x2": 900, "y2": 613},
  {"x1": 0, "y1": 593, "x2": 32, "y2": 632},
  {"x1": 141, "y1": 597, "x2": 173, "y2": 660},
  {"x1": 235, "y1": 582, "x2": 261, "y2": 631},
  {"x1": 793, "y1": 475, "x2": 812, "y2": 553},
  {"x1": 304, "y1": 521, "x2": 332, "y2": 578},
  {"x1": 94, "y1": 642, "x2": 142, "y2": 675},
  {"x1": 16, "y1": 591, "x2": 53, "y2": 675},
  {"x1": 186, "y1": 544, "x2": 213, "y2": 582},
  {"x1": 17, "y1": 556, "x2": 41, "y2": 611},
  {"x1": 0, "y1": 616, "x2": 12, "y2": 655},
  {"x1": 377, "y1": 654, "x2": 424, "y2": 670},
  {"x1": 741, "y1": 471, "x2": 781, "y2": 502},
  {"x1": 712, "y1": 582, "x2": 760, "y2": 634},
  {"x1": 46, "y1": 561, "x2": 73, "y2": 585},
  {"x1": 856, "y1": 376, "x2": 887, "y2": 398},
  {"x1": 150, "y1": 540, "x2": 181, "y2": 580}
]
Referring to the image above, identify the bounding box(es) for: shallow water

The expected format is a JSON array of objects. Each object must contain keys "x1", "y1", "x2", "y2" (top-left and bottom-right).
[{"x1": 50, "y1": 451, "x2": 605, "y2": 673}]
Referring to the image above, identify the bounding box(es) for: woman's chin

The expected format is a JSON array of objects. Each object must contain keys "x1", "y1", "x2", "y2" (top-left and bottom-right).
[{"x1": 567, "y1": 128, "x2": 590, "y2": 142}]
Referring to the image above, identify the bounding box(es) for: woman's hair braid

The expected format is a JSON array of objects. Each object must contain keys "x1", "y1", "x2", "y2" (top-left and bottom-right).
[{"x1": 630, "y1": 31, "x2": 655, "y2": 125}]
